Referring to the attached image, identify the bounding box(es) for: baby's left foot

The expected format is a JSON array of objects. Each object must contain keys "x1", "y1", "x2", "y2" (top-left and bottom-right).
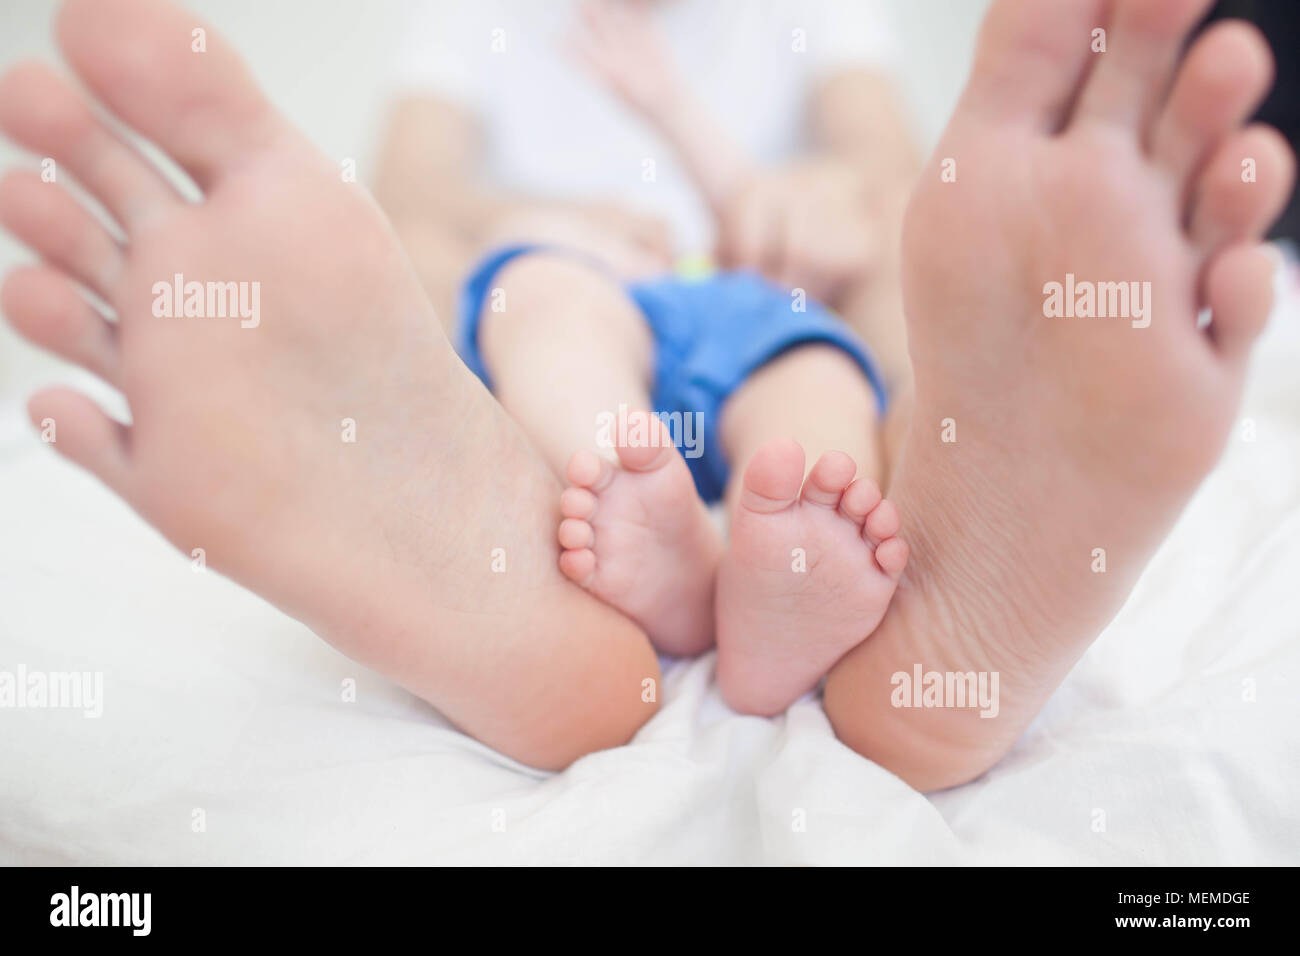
[{"x1": 716, "y1": 439, "x2": 907, "y2": 715}]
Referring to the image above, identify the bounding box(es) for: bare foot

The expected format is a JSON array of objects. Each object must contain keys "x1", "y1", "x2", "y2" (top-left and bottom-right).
[
  {"x1": 825, "y1": 0, "x2": 1296, "y2": 789},
  {"x1": 715, "y1": 440, "x2": 906, "y2": 715},
  {"x1": 559, "y1": 411, "x2": 722, "y2": 656},
  {"x1": 0, "y1": 0, "x2": 660, "y2": 769}
]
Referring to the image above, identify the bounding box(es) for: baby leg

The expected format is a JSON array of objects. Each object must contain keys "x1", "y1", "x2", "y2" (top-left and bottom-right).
[
  {"x1": 714, "y1": 344, "x2": 907, "y2": 714},
  {"x1": 479, "y1": 254, "x2": 723, "y2": 656}
]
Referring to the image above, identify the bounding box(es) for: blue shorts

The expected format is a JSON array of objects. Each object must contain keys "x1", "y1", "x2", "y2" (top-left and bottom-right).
[{"x1": 457, "y1": 244, "x2": 888, "y2": 503}]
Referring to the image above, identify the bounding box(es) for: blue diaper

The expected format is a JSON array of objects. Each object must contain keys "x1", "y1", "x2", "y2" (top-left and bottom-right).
[{"x1": 457, "y1": 244, "x2": 888, "y2": 503}]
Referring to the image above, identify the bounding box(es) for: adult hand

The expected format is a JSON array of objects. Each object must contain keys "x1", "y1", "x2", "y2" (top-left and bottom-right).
[
  {"x1": 715, "y1": 158, "x2": 878, "y2": 304},
  {"x1": 568, "y1": 0, "x2": 681, "y2": 121}
]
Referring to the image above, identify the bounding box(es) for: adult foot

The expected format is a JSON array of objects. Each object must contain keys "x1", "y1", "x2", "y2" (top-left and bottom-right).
[
  {"x1": 0, "y1": 0, "x2": 660, "y2": 769},
  {"x1": 716, "y1": 439, "x2": 906, "y2": 715},
  {"x1": 559, "y1": 411, "x2": 722, "y2": 656},
  {"x1": 824, "y1": 0, "x2": 1295, "y2": 789}
]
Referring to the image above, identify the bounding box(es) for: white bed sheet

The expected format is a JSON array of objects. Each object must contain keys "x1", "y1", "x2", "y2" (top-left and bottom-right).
[{"x1": 2, "y1": 281, "x2": 1298, "y2": 866}]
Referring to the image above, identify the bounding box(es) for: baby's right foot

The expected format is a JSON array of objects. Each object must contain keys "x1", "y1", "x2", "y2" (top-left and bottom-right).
[{"x1": 559, "y1": 411, "x2": 723, "y2": 657}]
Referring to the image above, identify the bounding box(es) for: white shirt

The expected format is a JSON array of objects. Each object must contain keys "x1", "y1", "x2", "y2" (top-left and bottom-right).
[{"x1": 392, "y1": 0, "x2": 897, "y2": 255}]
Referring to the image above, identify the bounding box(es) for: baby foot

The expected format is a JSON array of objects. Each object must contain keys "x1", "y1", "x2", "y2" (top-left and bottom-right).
[
  {"x1": 0, "y1": 0, "x2": 660, "y2": 769},
  {"x1": 824, "y1": 0, "x2": 1296, "y2": 789},
  {"x1": 559, "y1": 411, "x2": 723, "y2": 657},
  {"x1": 715, "y1": 439, "x2": 906, "y2": 715}
]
